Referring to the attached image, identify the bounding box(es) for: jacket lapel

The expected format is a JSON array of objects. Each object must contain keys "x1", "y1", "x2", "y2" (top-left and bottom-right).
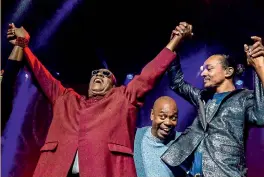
[
  {"x1": 197, "y1": 98, "x2": 207, "y2": 131},
  {"x1": 206, "y1": 89, "x2": 244, "y2": 124}
]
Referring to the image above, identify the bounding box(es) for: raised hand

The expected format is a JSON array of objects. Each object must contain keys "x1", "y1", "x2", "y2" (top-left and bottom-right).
[
  {"x1": 166, "y1": 22, "x2": 193, "y2": 51},
  {"x1": 7, "y1": 23, "x2": 30, "y2": 45},
  {"x1": 170, "y1": 22, "x2": 193, "y2": 40},
  {"x1": 244, "y1": 36, "x2": 264, "y2": 68}
]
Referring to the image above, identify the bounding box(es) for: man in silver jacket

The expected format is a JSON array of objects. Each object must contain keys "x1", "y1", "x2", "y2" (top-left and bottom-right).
[{"x1": 161, "y1": 22, "x2": 264, "y2": 177}]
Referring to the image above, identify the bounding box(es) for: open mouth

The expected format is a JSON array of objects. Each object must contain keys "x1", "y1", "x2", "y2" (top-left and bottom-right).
[
  {"x1": 159, "y1": 127, "x2": 171, "y2": 135},
  {"x1": 94, "y1": 78, "x2": 103, "y2": 83},
  {"x1": 204, "y1": 78, "x2": 210, "y2": 82}
]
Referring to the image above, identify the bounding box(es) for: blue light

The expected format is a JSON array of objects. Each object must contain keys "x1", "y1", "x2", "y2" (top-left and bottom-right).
[
  {"x1": 127, "y1": 74, "x2": 133, "y2": 80},
  {"x1": 235, "y1": 80, "x2": 243, "y2": 86}
]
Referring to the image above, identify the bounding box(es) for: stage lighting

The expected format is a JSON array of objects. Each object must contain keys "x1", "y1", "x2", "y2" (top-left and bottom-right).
[
  {"x1": 124, "y1": 74, "x2": 134, "y2": 85},
  {"x1": 235, "y1": 80, "x2": 243, "y2": 86},
  {"x1": 127, "y1": 74, "x2": 134, "y2": 80}
]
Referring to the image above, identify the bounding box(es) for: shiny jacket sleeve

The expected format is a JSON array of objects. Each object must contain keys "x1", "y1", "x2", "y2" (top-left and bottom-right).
[
  {"x1": 246, "y1": 72, "x2": 264, "y2": 126},
  {"x1": 24, "y1": 47, "x2": 66, "y2": 104},
  {"x1": 125, "y1": 48, "x2": 176, "y2": 106},
  {"x1": 168, "y1": 58, "x2": 202, "y2": 107}
]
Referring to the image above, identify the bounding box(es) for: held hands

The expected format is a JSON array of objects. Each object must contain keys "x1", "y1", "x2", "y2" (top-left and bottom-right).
[
  {"x1": 7, "y1": 23, "x2": 30, "y2": 45},
  {"x1": 170, "y1": 22, "x2": 193, "y2": 41},
  {"x1": 244, "y1": 36, "x2": 264, "y2": 68},
  {"x1": 166, "y1": 22, "x2": 193, "y2": 51}
]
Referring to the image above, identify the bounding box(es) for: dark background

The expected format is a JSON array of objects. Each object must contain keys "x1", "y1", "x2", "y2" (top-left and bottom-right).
[{"x1": 2, "y1": 0, "x2": 264, "y2": 85}]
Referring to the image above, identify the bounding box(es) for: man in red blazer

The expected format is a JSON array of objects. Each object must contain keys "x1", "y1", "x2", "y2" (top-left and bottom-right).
[{"x1": 7, "y1": 22, "x2": 192, "y2": 177}]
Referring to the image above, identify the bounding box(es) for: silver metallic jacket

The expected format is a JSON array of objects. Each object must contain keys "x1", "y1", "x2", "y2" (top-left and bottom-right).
[{"x1": 161, "y1": 60, "x2": 264, "y2": 177}]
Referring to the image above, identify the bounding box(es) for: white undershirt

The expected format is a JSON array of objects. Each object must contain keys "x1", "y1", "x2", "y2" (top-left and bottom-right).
[{"x1": 72, "y1": 151, "x2": 79, "y2": 174}]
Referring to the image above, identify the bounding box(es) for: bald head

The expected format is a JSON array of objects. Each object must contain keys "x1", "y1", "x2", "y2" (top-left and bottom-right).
[
  {"x1": 151, "y1": 96, "x2": 178, "y2": 140},
  {"x1": 153, "y1": 96, "x2": 177, "y2": 112}
]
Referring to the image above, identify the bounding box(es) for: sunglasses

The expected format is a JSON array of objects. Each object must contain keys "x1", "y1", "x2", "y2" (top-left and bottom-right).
[{"x1": 91, "y1": 70, "x2": 112, "y2": 77}]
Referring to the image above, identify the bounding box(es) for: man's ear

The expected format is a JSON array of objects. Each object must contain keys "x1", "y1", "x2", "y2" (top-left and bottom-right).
[
  {"x1": 150, "y1": 109, "x2": 154, "y2": 121},
  {"x1": 225, "y1": 67, "x2": 234, "y2": 77}
]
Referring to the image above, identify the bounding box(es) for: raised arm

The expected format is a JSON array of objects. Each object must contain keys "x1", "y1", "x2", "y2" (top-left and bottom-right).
[
  {"x1": 168, "y1": 59, "x2": 202, "y2": 107},
  {"x1": 7, "y1": 24, "x2": 66, "y2": 104},
  {"x1": 244, "y1": 36, "x2": 264, "y2": 126},
  {"x1": 23, "y1": 47, "x2": 66, "y2": 103},
  {"x1": 168, "y1": 23, "x2": 202, "y2": 107},
  {"x1": 125, "y1": 22, "x2": 193, "y2": 106},
  {"x1": 245, "y1": 73, "x2": 264, "y2": 126}
]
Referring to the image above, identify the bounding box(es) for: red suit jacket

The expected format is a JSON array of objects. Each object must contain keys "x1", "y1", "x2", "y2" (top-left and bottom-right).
[{"x1": 23, "y1": 47, "x2": 176, "y2": 177}]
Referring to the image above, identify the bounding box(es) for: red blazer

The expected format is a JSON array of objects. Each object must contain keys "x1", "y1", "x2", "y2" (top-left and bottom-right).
[{"x1": 23, "y1": 47, "x2": 176, "y2": 177}]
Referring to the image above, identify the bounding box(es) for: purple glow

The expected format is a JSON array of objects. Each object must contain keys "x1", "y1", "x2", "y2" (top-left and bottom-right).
[
  {"x1": 11, "y1": 0, "x2": 32, "y2": 23},
  {"x1": 33, "y1": 0, "x2": 82, "y2": 49},
  {"x1": 2, "y1": 70, "x2": 37, "y2": 177}
]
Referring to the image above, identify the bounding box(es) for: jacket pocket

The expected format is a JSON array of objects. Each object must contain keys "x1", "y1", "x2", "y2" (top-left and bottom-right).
[
  {"x1": 40, "y1": 141, "x2": 58, "y2": 152},
  {"x1": 108, "y1": 143, "x2": 133, "y2": 156}
]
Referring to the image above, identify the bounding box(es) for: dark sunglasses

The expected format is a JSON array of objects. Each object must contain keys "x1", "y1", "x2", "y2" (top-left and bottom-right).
[{"x1": 91, "y1": 70, "x2": 112, "y2": 77}]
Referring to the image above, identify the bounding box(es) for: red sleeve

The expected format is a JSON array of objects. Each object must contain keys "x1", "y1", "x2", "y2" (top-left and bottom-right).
[
  {"x1": 125, "y1": 48, "x2": 176, "y2": 106},
  {"x1": 24, "y1": 47, "x2": 66, "y2": 104}
]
